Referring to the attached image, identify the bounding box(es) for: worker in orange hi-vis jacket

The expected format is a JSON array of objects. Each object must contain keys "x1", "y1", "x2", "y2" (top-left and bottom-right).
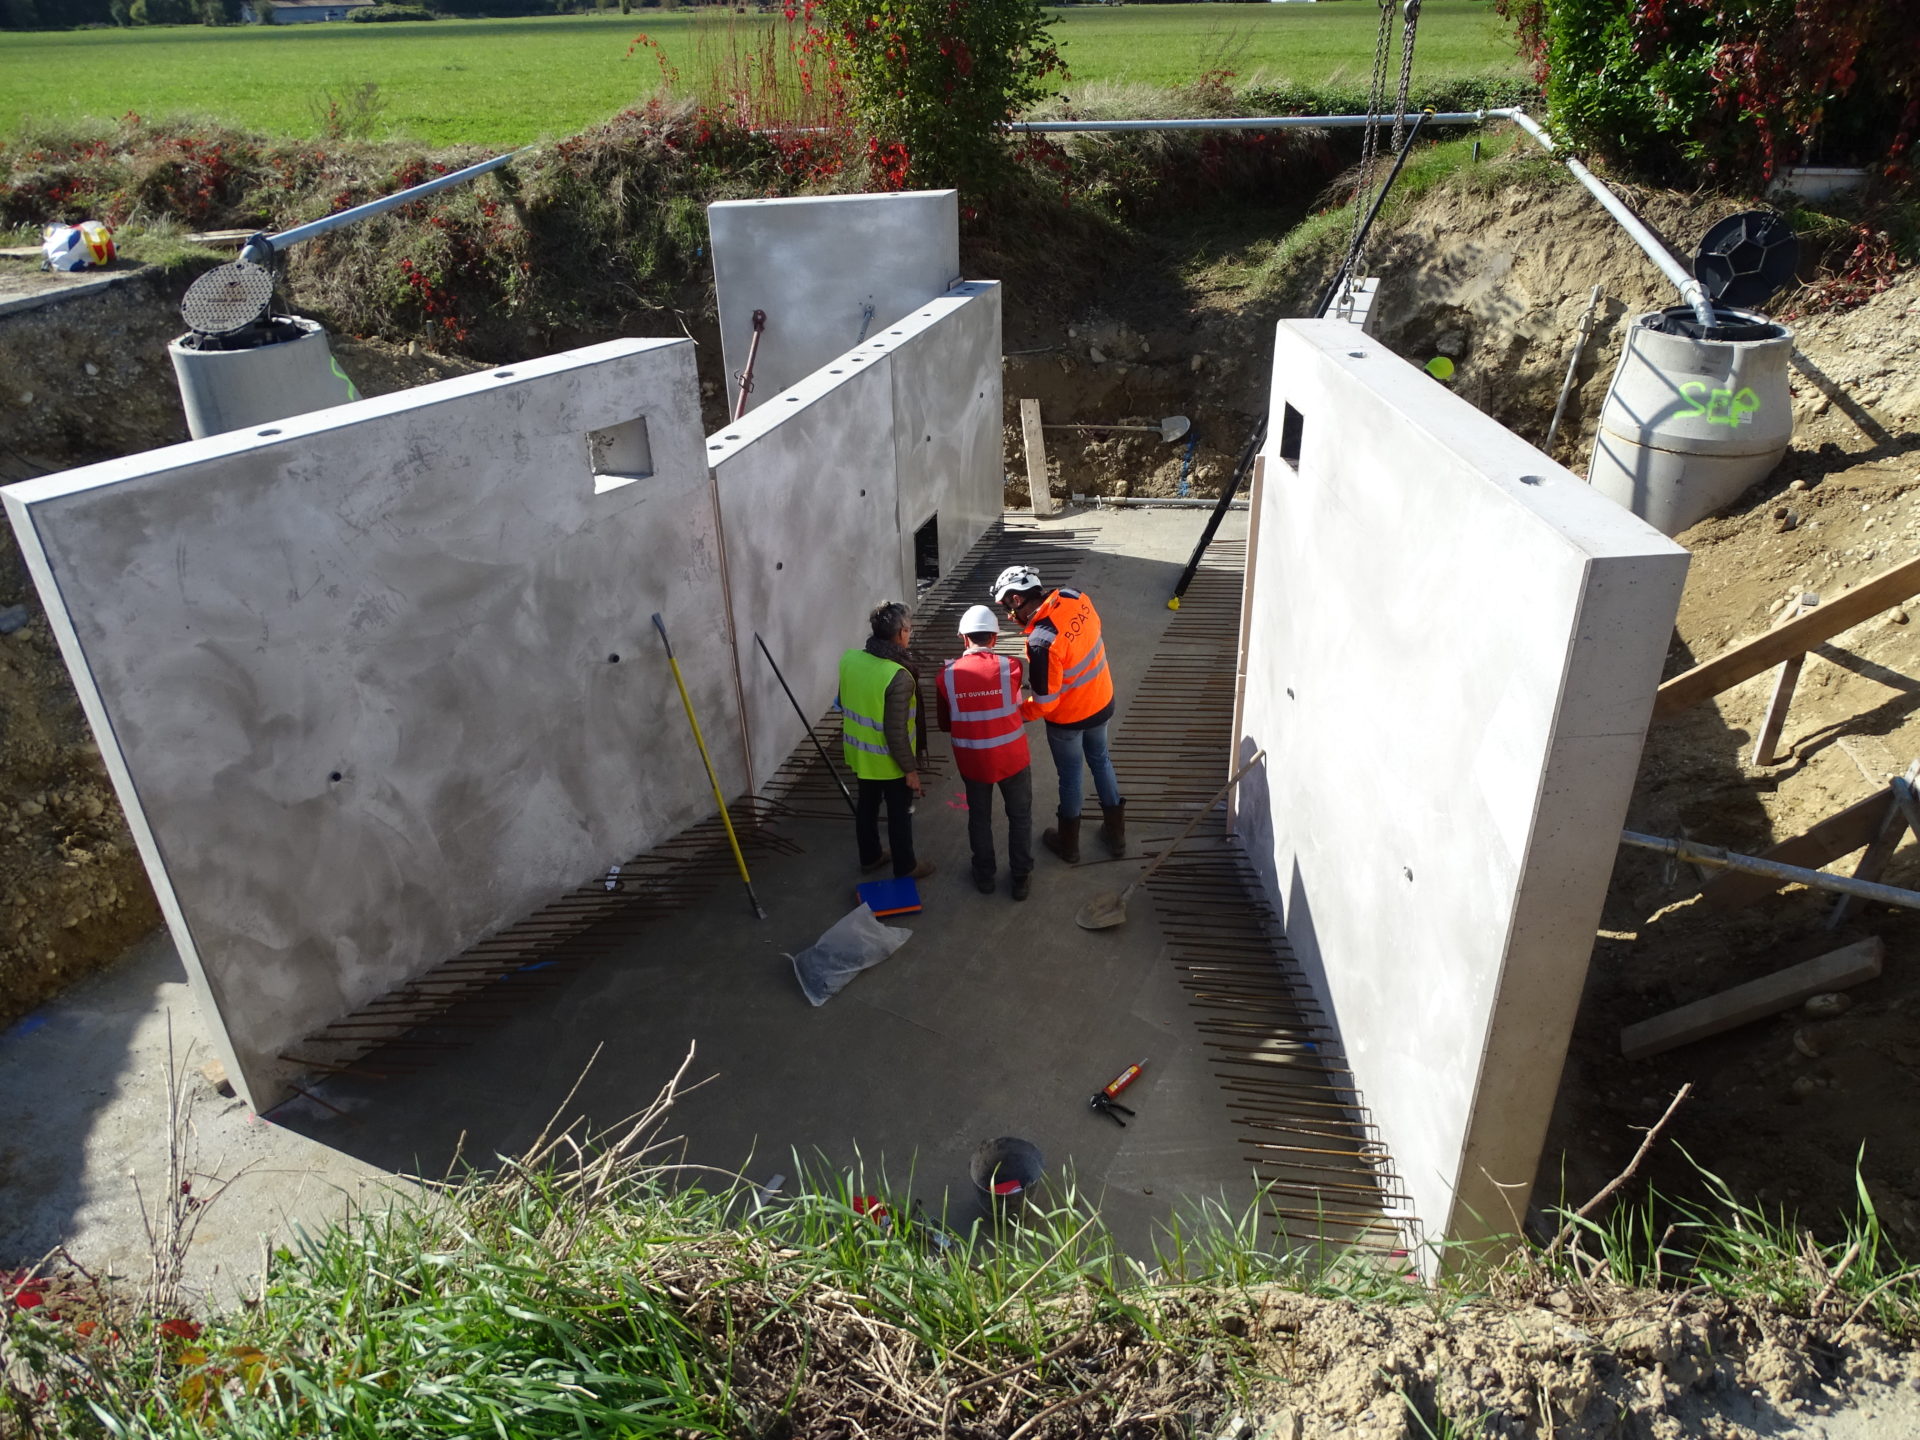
[
  {"x1": 936, "y1": 604, "x2": 1035, "y2": 901},
  {"x1": 991, "y1": 564, "x2": 1124, "y2": 867}
]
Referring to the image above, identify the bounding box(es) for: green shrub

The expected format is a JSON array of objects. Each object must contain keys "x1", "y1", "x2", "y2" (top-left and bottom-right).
[
  {"x1": 1496, "y1": 0, "x2": 1920, "y2": 188},
  {"x1": 348, "y1": 3, "x2": 434, "y2": 18}
]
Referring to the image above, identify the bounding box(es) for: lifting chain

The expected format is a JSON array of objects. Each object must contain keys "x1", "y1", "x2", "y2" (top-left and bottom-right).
[{"x1": 1342, "y1": 0, "x2": 1423, "y2": 307}]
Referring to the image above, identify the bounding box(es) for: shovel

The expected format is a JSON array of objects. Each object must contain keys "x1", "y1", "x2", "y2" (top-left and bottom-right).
[
  {"x1": 1075, "y1": 749, "x2": 1266, "y2": 931},
  {"x1": 1044, "y1": 415, "x2": 1192, "y2": 444}
]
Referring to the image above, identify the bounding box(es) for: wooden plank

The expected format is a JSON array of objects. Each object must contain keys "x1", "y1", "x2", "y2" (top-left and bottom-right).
[
  {"x1": 1654, "y1": 553, "x2": 1920, "y2": 720},
  {"x1": 1621, "y1": 937, "x2": 1884, "y2": 1060},
  {"x1": 1699, "y1": 788, "x2": 1893, "y2": 910},
  {"x1": 1019, "y1": 397, "x2": 1055, "y2": 518}
]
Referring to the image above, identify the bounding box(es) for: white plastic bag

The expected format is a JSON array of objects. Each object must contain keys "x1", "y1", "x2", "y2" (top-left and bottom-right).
[{"x1": 787, "y1": 903, "x2": 910, "y2": 1006}]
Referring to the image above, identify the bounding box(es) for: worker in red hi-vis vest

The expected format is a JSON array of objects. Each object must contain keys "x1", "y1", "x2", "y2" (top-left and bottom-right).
[{"x1": 936, "y1": 604, "x2": 1035, "y2": 901}]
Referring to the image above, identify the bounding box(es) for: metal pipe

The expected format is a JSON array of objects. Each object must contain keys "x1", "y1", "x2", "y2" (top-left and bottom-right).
[
  {"x1": 1543, "y1": 283, "x2": 1604, "y2": 454},
  {"x1": 1489, "y1": 109, "x2": 1715, "y2": 330},
  {"x1": 240, "y1": 147, "x2": 532, "y2": 265},
  {"x1": 1071, "y1": 494, "x2": 1248, "y2": 510},
  {"x1": 1009, "y1": 112, "x2": 1487, "y2": 134},
  {"x1": 1620, "y1": 830, "x2": 1920, "y2": 911}
]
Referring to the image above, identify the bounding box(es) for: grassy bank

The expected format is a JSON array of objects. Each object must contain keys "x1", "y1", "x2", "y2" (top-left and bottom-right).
[
  {"x1": 4, "y1": 1085, "x2": 1918, "y2": 1438},
  {"x1": 0, "y1": 1, "x2": 1527, "y2": 147}
]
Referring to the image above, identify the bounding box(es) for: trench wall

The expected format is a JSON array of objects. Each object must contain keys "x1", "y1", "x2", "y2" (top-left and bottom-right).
[{"x1": 1232, "y1": 320, "x2": 1689, "y2": 1248}]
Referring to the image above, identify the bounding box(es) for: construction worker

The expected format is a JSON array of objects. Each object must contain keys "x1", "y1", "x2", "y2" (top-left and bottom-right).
[
  {"x1": 992, "y1": 565, "x2": 1124, "y2": 865},
  {"x1": 936, "y1": 604, "x2": 1034, "y2": 901},
  {"x1": 838, "y1": 601, "x2": 935, "y2": 881}
]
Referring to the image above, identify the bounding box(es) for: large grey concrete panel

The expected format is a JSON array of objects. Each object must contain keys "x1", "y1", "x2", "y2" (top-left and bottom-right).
[
  {"x1": 709, "y1": 190, "x2": 960, "y2": 414},
  {"x1": 708, "y1": 286, "x2": 1000, "y2": 792},
  {"x1": 886, "y1": 282, "x2": 1003, "y2": 585},
  {"x1": 2, "y1": 342, "x2": 738, "y2": 1111},
  {"x1": 708, "y1": 342, "x2": 904, "y2": 794},
  {"x1": 1233, "y1": 321, "x2": 1688, "y2": 1250}
]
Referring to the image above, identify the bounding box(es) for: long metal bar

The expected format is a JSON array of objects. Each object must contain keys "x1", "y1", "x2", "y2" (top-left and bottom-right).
[
  {"x1": 1009, "y1": 112, "x2": 1486, "y2": 134},
  {"x1": 1489, "y1": 109, "x2": 1715, "y2": 329},
  {"x1": 241, "y1": 147, "x2": 531, "y2": 264},
  {"x1": 1620, "y1": 830, "x2": 1920, "y2": 910},
  {"x1": 1168, "y1": 111, "x2": 1430, "y2": 609},
  {"x1": 755, "y1": 631, "x2": 857, "y2": 818}
]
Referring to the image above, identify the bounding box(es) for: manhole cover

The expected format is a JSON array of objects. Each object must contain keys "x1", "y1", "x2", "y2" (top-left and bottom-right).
[{"x1": 181, "y1": 261, "x2": 275, "y2": 337}]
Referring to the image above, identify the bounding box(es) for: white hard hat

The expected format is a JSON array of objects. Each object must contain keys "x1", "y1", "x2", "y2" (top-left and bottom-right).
[
  {"x1": 959, "y1": 604, "x2": 1000, "y2": 637},
  {"x1": 992, "y1": 564, "x2": 1043, "y2": 602}
]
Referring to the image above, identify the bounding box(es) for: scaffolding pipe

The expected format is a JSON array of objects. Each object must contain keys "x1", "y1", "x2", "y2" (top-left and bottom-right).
[
  {"x1": 240, "y1": 147, "x2": 533, "y2": 265},
  {"x1": 1489, "y1": 109, "x2": 1716, "y2": 330},
  {"x1": 1620, "y1": 830, "x2": 1920, "y2": 911},
  {"x1": 1009, "y1": 112, "x2": 1487, "y2": 134}
]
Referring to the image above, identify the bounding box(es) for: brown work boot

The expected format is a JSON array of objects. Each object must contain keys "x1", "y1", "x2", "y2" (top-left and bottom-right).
[
  {"x1": 1011, "y1": 872, "x2": 1032, "y2": 901},
  {"x1": 861, "y1": 850, "x2": 892, "y2": 874},
  {"x1": 1042, "y1": 814, "x2": 1081, "y2": 865},
  {"x1": 907, "y1": 859, "x2": 937, "y2": 880},
  {"x1": 1098, "y1": 800, "x2": 1127, "y2": 859}
]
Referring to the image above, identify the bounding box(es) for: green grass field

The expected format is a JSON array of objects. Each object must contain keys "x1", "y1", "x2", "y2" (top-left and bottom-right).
[{"x1": 0, "y1": 1, "x2": 1523, "y2": 147}]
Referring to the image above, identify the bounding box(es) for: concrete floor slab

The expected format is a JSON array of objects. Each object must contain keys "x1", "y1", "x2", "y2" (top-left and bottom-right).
[{"x1": 1, "y1": 507, "x2": 1393, "y2": 1297}]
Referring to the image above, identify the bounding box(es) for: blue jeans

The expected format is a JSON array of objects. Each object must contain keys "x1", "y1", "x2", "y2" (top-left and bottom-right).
[{"x1": 1045, "y1": 721, "x2": 1122, "y2": 820}]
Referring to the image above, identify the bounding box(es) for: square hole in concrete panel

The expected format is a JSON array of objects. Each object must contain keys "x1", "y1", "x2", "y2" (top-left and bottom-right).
[
  {"x1": 587, "y1": 416, "x2": 654, "y2": 494},
  {"x1": 1279, "y1": 403, "x2": 1304, "y2": 467}
]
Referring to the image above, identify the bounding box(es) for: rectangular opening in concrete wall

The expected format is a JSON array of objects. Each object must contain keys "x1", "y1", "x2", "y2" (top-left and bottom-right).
[
  {"x1": 914, "y1": 514, "x2": 939, "y2": 583},
  {"x1": 588, "y1": 415, "x2": 654, "y2": 493},
  {"x1": 1279, "y1": 403, "x2": 1304, "y2": 466}
]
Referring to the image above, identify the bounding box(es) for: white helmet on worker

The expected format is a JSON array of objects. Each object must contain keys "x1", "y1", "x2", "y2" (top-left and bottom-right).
[
  {"x1": 958, "y1": 604, "x2": 1000, "y2": 637},
  {"x1": 992, "y1": 565, "x2": 1043, "y2": 604}
]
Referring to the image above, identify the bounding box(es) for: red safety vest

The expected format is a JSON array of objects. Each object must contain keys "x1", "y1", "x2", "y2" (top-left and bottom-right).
[{"x1": 940, "y1": 649, "x2": 1031, "y2": 783}]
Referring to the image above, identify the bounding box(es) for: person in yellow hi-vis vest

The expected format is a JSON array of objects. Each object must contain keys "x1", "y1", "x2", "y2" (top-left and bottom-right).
[{"x1": 838, "y1": 601, "x2": 936, "y2": 882}]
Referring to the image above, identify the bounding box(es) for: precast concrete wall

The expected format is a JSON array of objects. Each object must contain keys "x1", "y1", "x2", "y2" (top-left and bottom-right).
[
  {"x1": 2, "y1": 341, "x2": 735, "y2": 1111},
  {"x1": 708, "y1": 190, "x2": 960, "y2": 415},
  {"x1": 710, "y1": 281, "x2": 1001, "y2": 792},
  {"x1": 1233, "y1": 320, "x2": 1688, "y2": 1249}
]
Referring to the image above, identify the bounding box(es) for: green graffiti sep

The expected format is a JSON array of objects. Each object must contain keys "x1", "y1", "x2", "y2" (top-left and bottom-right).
[{"x1": 1678, "y1": 381, "x2": 1760, "y2": 427}]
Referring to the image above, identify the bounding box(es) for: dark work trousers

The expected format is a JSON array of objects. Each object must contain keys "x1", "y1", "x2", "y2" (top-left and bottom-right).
[
  {"x1": 856, "y1": 776, "x2": 917, "y2": 877},
  {"x1": 964, "y1": 767, "x2": 1034, "y2": 882}
]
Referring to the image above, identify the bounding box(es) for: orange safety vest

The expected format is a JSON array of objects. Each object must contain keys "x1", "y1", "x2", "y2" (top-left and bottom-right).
[
  {"x1": 940, "y1": 649, "x2": 1031, "y2": 783},
  {"x1": 1021, "y1": 588, "x2": 1113, "y2": 726}
]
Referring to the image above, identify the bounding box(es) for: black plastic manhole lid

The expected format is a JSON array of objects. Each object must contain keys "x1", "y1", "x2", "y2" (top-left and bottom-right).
[
  {"x1": 1694, "y1": 211, "x2": 1800, "y2": 311},
  {"x1": 181, "y1": 261, "x2": 275, "y2": 336}
]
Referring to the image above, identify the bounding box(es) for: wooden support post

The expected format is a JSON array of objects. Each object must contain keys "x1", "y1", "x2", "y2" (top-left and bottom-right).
[
  {"x1": 1019, "y1": 398, "x2": 1055, "y2": 518},
  {"x1": 1829, "y1": 766, "x2": 1920, "y2": 929},
  {"x1": 1621, "y1": 937, "x2": 1884, "y2": 1060},
  {"x1": 1654, "y1": 554, "x2": 1920, "y2": 720},
  {"x1": 1751, "y1": 594, "x2": 1818, "y2": 767},
  {"x1": 1750, "y1": 654, "x2": 1806, "y2": 767}
]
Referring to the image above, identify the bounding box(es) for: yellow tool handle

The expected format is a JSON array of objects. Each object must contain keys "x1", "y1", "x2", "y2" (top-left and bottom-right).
[{"x1": 654, "y1": 613, "x2": 764, "y2": 919}]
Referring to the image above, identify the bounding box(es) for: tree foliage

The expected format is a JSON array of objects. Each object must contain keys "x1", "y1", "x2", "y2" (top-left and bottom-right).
[
  {"x1": 1496, "y1": 0, "x2": 1920, "y2": 188},
  {"x1": 807, "y1": 0, "x2": 1065, "y2": 191}
]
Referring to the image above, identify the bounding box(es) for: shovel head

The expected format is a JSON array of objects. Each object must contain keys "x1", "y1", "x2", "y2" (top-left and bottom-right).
[
  {"x1": 1075, "y1": 889, "x2": 1130, "y2": 930},
  {"x1": 1159, "y1": 415, "x2": 1192, "y2": 443}
]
